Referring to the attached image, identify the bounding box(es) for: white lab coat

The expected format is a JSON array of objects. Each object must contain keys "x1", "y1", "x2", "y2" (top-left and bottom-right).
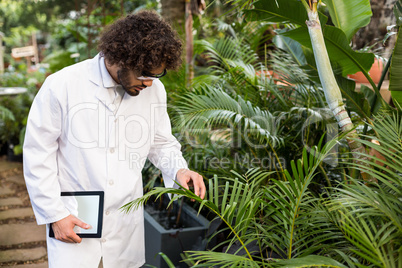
[{"x1": 23, "y1": 54, "x2": 188, "y2": 268}]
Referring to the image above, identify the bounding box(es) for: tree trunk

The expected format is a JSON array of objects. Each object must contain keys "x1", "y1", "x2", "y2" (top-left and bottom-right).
[
  {"x1": 161, "y1": 0, "x2": 205, "y2": 85},
  {"x1": 353, "y1": 0, "x2": 397, "y2": 58},
  {"x1": 161, "y1": 0, "x2": 186, "y2": 31},
  {"x1": 306, "y1": 1, "x2": 374, "y2": 181},
  {"x1": 161, "y1": 0, "x2": 206, "y2": 32}
]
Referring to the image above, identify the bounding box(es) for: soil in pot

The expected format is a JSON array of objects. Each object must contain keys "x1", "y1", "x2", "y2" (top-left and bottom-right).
[{"x1": 144, "y1": 196, "x2": 203, "y2": 230}]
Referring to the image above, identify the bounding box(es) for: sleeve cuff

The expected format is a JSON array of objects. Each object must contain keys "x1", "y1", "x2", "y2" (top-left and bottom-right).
[{"x1": 35, "y1": 209, "x2": 70, "y2": 225}]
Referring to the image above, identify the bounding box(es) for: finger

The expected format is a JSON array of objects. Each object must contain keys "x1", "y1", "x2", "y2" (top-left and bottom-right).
[
  {"x1": 73, "y1": 218, "x2": 91, "y2": 230},
  {"x1": 68, "y1": 232, "x2": 82, "y2": 243},
  {"x1": 193, "y1": 176, "x2": 200, "y2": 197},
  {"x1": 55, "y1": 231, "x2": 80, "y2": 243},
  {"x1": 199, "y1": 177, "x2": 206, "y2": 199},
  {"x1": 195, "y1": 175, "x2": 206, "y2": 199},
  {"x1": 186, "y1": 175, "x2": 195, "y2": 186},
  {"x1": 181, "y1": 178, "x2": 190, "y2": 190}
]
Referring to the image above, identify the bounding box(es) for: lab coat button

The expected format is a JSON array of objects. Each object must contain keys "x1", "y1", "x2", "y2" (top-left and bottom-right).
[
  {"x1": 109, "y1": 180, "x2": 114, "y2": 185},
  {"x1": 109, "y1": 148, "x2": 115, "y2": 153},
  {"x1": 105, "y1": 210, "x2": 110, "y2": 215},
  {"x1": 101, "y1": 238, "x2": 106, "y2": 243}
]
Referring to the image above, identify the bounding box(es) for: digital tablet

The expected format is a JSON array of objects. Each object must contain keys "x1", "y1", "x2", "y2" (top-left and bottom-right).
[{"x1": 49, "y1": 191, "x2": 104, "y2": 238}]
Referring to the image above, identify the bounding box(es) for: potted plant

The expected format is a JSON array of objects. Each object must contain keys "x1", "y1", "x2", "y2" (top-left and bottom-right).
[
  {"x1": 143, "y1": 195, "x2": 210, "y2": 268},
  {"x1": 0, "y1": 70, "x2": 43, "y2": 160},
  {"x1": 127, "y1": 163, "x2": 210, "y2": 268},
  {"x1": 0, "y1": 91, "x2": 33, "y2": 161}
]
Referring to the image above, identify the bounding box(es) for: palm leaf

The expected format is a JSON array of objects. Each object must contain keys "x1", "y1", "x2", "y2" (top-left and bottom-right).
[
  {"x1": 273, "y1": 34, "x2": 307, "y2": 66},
  {"x1": 335, "y1": 75, "x2": 371, "y2": 120},
  {"x1": 282, "y1": 26, "x2": 375, "y2": 78},
  {"x1": 173, "y1": 84, "x2": 284, "y2": 148},
  {"x1": 195, "y1": 37, "x2": 260, "y2": 74},
  {"x1": 260, "y1": 136, "x2": 342, "y2": 259},
  {"x1": 328, "y1": 112, "x2": 402, "y2": 267},
  {"x1": 244, "y1": 0, "x2": 309, "y2": 26},
  {"x1": 245, "y1": 0, "x2": 376, "y2": 83},
  {"x1": 274, "y1": 255, "x2": 348, "y2": 268},
  {"x1": 121, "y1": 169, "x2": 274, "y2": 263},
  {"x1": 322, "y1": 0, "x2": 372, "y2": 41},
  {"x1": 184, "y1": 251, "x2": 262, "y2": 267}
]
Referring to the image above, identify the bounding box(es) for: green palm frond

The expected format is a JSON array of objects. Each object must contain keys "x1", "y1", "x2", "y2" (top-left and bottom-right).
[
  {"x1": 184, "y1": 251, "x2": 349, "y2": 268},
  {"x1": 274, "y1": 255, "x2": 349, "y2": 268},
  {"x1": 260, "y1": 136, "x2": 341, "y2": 259},
  {"x1": 195, "y1": 36, "x2": 260, "y2": 74},
  {"x1": 122, "y1": 136, "x2": 350, "y2": 267},
  {"x1": 122, "y1": 169, "x2": 273, "y2": 262},
  {"x1": 269, "y1": 49, "x2": 326, "y2": 108},
  {"x1": 242, "y1": 21, "x2": 275, "y2": 54},
  {"x1": 371, "y1": 112, "x2": 402, "y2": 158},
  {"x1": 184, "y1": 251, "x2": 263, "y2": 267},
  {"x1": 191, "y1": 73, "x2": 222, "y2": 88},
  {"x1": 328, "y1": 112, "x2": 402, "y2": 267},
  {"x1": 173, "y1": 84, "x2": 284, "y2": 148},
  {"x1": 215, "y1": 19, "x2": 238, "y2": 39},
  {"x1": 328, "y1": 195, "x2": 401, "y2": 268}
]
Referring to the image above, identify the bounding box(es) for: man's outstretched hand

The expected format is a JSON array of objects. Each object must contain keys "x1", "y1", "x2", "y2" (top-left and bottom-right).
[
  {"x1": 176, "y1": 169, "x2": 206, "y2": 200},
  {"x1": 51, "y1": 214, "x2": 91, "y2": 243}
]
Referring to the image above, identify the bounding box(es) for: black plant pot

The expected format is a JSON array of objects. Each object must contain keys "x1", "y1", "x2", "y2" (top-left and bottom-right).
[{"x1": 143, "y1": 201, "x2": 210, "y2": 268}]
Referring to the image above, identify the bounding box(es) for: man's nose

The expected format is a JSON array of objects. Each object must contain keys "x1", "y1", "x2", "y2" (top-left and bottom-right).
[{"x1": 142, "y1": 80, "x2": 153, "y2": 87}]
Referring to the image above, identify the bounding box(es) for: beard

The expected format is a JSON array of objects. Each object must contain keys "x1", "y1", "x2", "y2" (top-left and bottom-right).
[{"x1": 117, "y1": 69, "x2": 145, "y2": 96}]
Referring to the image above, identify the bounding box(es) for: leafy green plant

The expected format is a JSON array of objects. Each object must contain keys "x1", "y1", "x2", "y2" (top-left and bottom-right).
[
  {"x1": 123, "y1": 135, "x2": 350, "y2": 267},
  {"x1": 0, "y1": 70, "x2": 44, "y2": 156},
  {"x1": 244, "y1": 0, "x2": 394, "y2": 182},
  {"x1": 172, "y1": 23, "x2": 338, "y2": 181},
  {"x1": 121, "y1": 1, "x2": 402, "y2": 267},
  {"x1": 389, "y1": 0, "x2": 402, "y2": 106},
  {"x1": 327, "y1": 112, "x2": 402, "y2": 267},
  {"x1": 42, "y1": 50, "x2": 77, "y2": 73},
  {"x1": 123, "y1": 169, "x2": 269, "y2": 260},
  {"x1": 124, "y1": 110, "x2": 402, "y2": 267},
  {"x1": 0, "y1": 105, "x2": 15, "y2": 122},
  {"x1": 0, "y1": 94, "x2": 30, "y2": 155}
]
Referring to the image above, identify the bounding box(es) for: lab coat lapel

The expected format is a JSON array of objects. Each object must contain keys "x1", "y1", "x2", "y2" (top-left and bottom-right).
[
  {"x1": 88, "y1": 54, "x2": 112, "y2": 107},
  {"x1": 115, "y1": 93, "x2": 135, "y2": 117}
]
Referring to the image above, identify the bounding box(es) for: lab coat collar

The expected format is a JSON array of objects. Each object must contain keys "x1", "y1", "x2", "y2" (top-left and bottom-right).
[
  {"x1": 89, "y1": 53, "x2": 115, "y2": 108},
  {"x1": 99, "y1": 56, "x2": 117, "y2": 88},
  {"x1": 88, "y1": 53, "x2": 102, "y2": 87}
]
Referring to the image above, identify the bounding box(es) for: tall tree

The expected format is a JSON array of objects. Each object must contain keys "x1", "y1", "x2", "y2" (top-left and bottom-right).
[
  {"x1": 160, "y1": 0, "x2": 205, "y2": 30},
  {"x1": 161, "y1": 0, "x2": 186, "y2": 28},
  {"x1": 160, "y1": 0, "x2": 206, "y2": 84}
]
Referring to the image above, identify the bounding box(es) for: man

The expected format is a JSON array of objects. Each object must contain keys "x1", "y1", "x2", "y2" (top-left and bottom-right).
[{"x1": 23, "y1": 10, "x2": 206, "y2": 268}]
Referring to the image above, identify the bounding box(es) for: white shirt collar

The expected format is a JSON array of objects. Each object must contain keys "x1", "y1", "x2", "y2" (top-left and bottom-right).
[{"x1": 99, "y1": 55, "x2": 118, "y2": 88}]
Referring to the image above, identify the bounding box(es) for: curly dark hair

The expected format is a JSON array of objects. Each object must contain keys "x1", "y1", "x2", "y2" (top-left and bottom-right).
[{"x1": 98, "y1": 10, "x2": 182, "y2": 73}]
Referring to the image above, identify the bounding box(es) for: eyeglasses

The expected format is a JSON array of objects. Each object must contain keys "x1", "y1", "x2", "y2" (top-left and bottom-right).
[{"x1": 137, "y1": 69, "x2": 167, "y2": 81}]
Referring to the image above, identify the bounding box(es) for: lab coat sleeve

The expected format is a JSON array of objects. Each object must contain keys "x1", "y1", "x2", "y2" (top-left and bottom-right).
[
  {"x1": 23, "y1": 76, "x2": 70, "y2": 225},
  {"x1": 147, "y1": 91, "x2": 188, "y2": 189}
]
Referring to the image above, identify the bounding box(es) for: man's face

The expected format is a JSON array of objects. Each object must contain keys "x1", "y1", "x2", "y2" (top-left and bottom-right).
[{"x1": 117, "y1": 65, "x2": 167, "y2": 96}]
